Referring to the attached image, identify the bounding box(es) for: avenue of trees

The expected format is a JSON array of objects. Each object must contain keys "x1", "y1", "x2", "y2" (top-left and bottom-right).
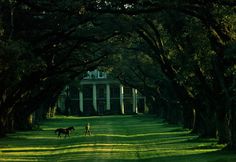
[{"x1": 0, "y1": 0, "x2": 235, "y2": 149}]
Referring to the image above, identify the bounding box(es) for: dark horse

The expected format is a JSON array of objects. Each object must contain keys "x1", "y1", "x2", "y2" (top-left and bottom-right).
[{"x1": 55, "y1": 126, "x2": 75, "y2": 138}]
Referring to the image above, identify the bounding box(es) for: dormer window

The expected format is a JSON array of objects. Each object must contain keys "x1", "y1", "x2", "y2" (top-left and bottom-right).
[
  {"x1": 98, "y1": 71, "x2": 106, "y2": 79},
  {"x1": 91, "y1": 74, "x2": 95, "y2": 79}
]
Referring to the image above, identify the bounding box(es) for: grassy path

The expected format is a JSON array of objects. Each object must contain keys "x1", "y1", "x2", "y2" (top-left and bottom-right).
[{"x1": 0, "y1": 115, "x2": 236, "y2": 162}]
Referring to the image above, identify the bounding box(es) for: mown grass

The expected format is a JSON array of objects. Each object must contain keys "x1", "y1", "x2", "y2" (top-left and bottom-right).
[{"x1": 0, "y1": 115, "x2": 235, "y2": 162}]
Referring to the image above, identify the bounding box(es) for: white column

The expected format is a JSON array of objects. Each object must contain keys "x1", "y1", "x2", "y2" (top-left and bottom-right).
[
  {"x1": 120, "y1": 85, "x2": 124, "y2": 114},
  {"x1": 106, "y1": 84, "x2": 111, "y2": 110},
  {"x1": 79, "y1": 90, "x2": 83, "y2": 113},
  {"x1": 93, "y1": 84, "x2": 97, "y2": 111},
  {"x1": 132, "y1": 88, "x2": 138, "y2": 113}
]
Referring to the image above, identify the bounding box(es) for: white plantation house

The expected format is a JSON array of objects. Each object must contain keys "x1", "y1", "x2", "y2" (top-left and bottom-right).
[{"x1": 57, "y1": 70, "x2": 147, "y2": 115}]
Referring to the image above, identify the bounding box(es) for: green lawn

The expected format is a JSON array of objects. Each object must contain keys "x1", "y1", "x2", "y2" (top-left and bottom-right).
[{"x1": 0, "y1": 115, "x2": 235, "y2": 162}]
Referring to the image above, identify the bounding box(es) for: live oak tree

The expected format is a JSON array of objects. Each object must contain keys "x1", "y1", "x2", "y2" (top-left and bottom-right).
[
  {"x1": 86, "y1": 0, "x2": 236, "y2": 148},
  {"x1": 0, "y1": 0, "x2": 120, "y2": 135}
]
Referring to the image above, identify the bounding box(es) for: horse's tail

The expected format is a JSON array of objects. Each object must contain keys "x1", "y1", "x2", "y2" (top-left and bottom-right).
[{"x1": 55, "y1": 129, "x2": 58, "y2": 134}]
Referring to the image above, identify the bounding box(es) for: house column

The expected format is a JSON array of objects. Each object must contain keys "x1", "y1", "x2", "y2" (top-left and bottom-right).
[
  {"x1": 132, "y1": 88, "x2": 138, "y2": 113},
  {"x1": 79, "y1": 90, "x2": 83, "y2": 113},
  {"x1": 120, "y1": 85, "x2": 124, "y2": 114},
  {"x1": 106, "y1": 84, "x2": 111, "y2": 110},
  {"x1": 93, "y1": 84, "x2": 97, "y2": 112}
]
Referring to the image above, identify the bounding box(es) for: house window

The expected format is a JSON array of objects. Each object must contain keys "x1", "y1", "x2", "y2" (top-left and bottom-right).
[{"x1": 98, "y1": 71, "x2": 106, "y2": 79}]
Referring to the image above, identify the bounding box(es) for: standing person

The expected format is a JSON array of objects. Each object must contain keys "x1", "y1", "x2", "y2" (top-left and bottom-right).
[{"x1": 85, "y1": 122, "x2": 91, "y2": 136}]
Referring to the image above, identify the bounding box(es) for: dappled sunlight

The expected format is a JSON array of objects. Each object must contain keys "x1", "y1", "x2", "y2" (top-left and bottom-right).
[
  {"x1": 0, "y1": 115, "x2": 235, "y2": 162},
  {"x1": 95, "y1": 131, "x2": 190, "y2": 138},
  {"x1": 0, "y1": 143, "x2": 222, "y2": 161},
  {"x1": 0, "y1": 158, "x2": 37, "y2": 162}
]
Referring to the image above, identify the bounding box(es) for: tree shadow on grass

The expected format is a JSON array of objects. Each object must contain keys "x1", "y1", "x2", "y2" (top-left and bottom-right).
[
  {"x1": 24, "y1": 149, "x2": 236, "y2": 162},
  {"x1": 140, "y1": 150, "x2": 236, "y2": 162}
]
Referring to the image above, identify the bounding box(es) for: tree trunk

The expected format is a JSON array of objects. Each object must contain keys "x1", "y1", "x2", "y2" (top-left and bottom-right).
[
  {"x1": 182, "y1": 106, "x2": 195, "y2": 129},
  {"x1": 5, "y1": 114, "x2": 15, "y2": 133},
  {"x1": 190, "y1": 105, "x2": 216, "y2": 138},
  {"x1": 201, "y1": 113, "x2": 217, "y2": 138},
  {"x1": 191, "y1": 108, "x2": 202, "y2": 134},
  {"x1": 228, "y1": 107, "x2": 236, "y2": 150},
  {"x1": 165, "y1": 102, "x2": 181, "y2": 124},
  {"x1": 14, "y1": 112, "x2": 33, "y2": 130},
  {"x1": 0, "y1": 115, "x2": 7, "y2": 137},
  {"x1": 216, "y1": 108, "x2": 231, "y2": 144},
  {"x1": 146, "y1": 96, "x2": 158, "y2": 114}
]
